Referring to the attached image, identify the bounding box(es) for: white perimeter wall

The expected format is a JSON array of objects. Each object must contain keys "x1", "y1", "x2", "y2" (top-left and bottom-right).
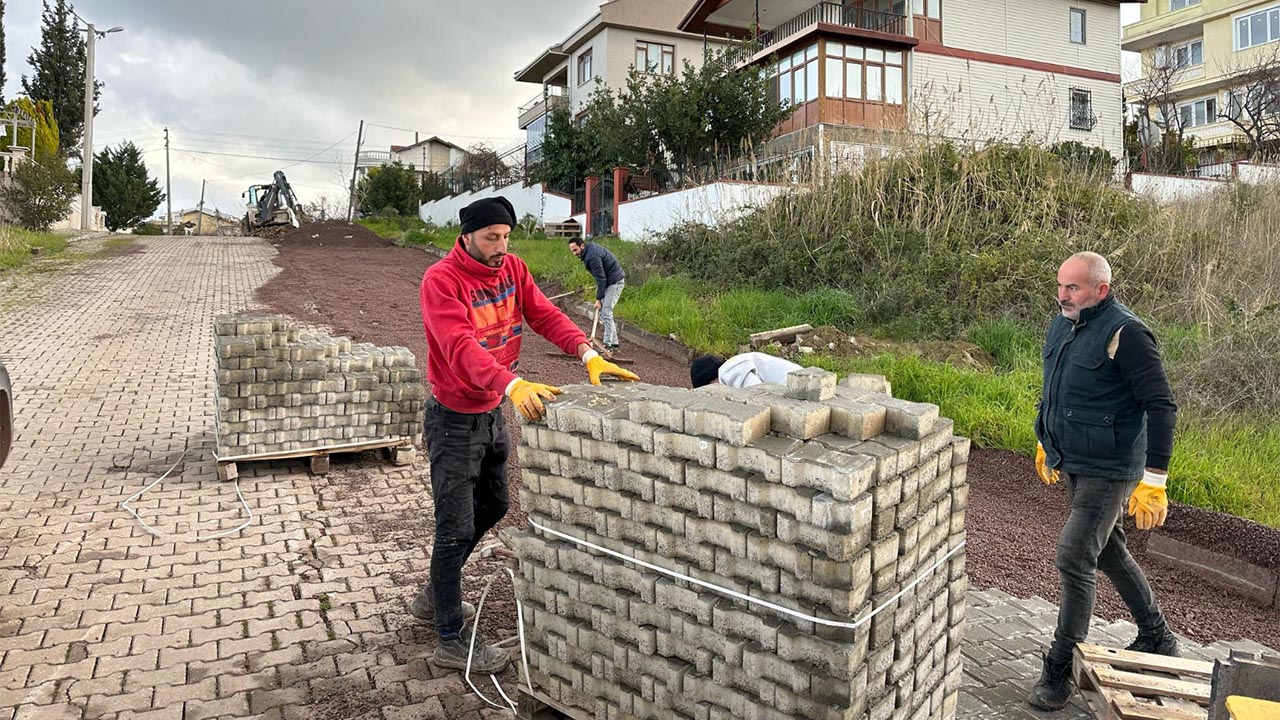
[
  {"x1": 419, "y1": 182, "x2": 573, "y2": 227},
  {"x1": 615, "y1": 182, "x2": 792, "y2": 243},
  {"x1": 1129, "y1": 174, "x2": 1225, "y2": 204}
]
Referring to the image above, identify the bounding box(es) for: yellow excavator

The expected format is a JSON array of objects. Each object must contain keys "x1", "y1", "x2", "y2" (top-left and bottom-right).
[{"x1": 240, "y1": 170, "x2": 308, "y2": 235}]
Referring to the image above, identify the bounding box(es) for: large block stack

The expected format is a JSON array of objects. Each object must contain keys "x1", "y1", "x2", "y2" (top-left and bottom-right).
[
  {"x1": 212, "y1": 315, "x2": 425, "y2": 457},
  {"x1": 510, "y1": 369, "x2": 969, "y2": 720}
]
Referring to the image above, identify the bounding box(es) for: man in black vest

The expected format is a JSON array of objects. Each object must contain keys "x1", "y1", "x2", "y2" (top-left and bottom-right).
[{"x1": 1029, "y1": 251, "x2": 1179, "y2": 711}]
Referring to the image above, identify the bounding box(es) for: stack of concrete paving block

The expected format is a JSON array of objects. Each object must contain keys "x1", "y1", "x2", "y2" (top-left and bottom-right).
[
  {"x1": 212, "y1": 315, "x2": 425, "y2": 457},
  {"x1": 509, "y1": 368, "x2": 969, "y2": 720}
]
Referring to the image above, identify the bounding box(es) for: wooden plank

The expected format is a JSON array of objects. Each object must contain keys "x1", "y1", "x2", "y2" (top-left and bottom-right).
[
  {"x1": 214, "y1": 436, "x2": 411, "y2": 463},
  {"x1": 1078, "y1": 645, "x2": 1215, "y2": 680},
  {"x1": 1111, "y1": 696, "x2": 1207, "y2": 720},
  {"x1": 1093, "y1": 666, "x2": 1212, "y2": 704},
  {"x1": 749, "y1": 323, "x2": 813, "y2": 348}
]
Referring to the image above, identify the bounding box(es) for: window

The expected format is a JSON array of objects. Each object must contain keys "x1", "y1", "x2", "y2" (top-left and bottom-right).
[
  {"x1": 1070, "y1": 8, "x2": 1086, "y2": 44},
  {"x1": 770, "y1": 43, "x2": 820, "y2": 107},
  {"x1": 1173, "y1": 39, "x2": 1203, "y2": 68},
  {"x1": 1177, "y1": 97, "x2": 1217, "y2": 127},
  {"x1": 820, "y1": 42, "x2": 904, "y2": 105},
  {"x1": 635, "y1": 41, "x2": 675, "y2": 75},
  {"x1": 1170, "y1": 0, "x2": 1200, "y2": 10},
  {"x1": 1069, "y1": 88, "x2": 1095, "y2": 131},
  {"x1": 911, "y1": 0, "x2": 942, "y2": 18},
  {"x1": 577, "y1": 49, "x2": 593, "y2": 86},
  {"x1": 1228, "y1": 87, "x2": 1280, "y2": 120},
  {"x1": 1236, "y1": 7, "x2": 1280, "y2": 50}
]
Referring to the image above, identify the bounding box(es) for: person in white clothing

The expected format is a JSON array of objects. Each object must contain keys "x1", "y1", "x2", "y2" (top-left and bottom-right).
[{"x1": 689, "y1": 352, "x2": 802, "y2": 388}]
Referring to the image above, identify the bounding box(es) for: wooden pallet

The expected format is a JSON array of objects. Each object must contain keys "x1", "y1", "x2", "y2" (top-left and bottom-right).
[
  {"x1": 1074, "y1": 644, "x2": 1215, "y2": 720},
  {"x1": 516, "y1": 685, "x2": 589, "y2": 720},
  {"x1": 544, "y1": 221, "x2": 582, "y2": 239},
  {"x1": 214, "y1": 437, "x2": 415, "y2": 481}
]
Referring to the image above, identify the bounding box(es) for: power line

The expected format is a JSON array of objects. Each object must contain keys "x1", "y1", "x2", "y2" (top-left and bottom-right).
[
  {"x1": 169, "y1": 147, "x2": 350, "y2": 164},
  {"x1": 364, "y1": 121, "x2": 524, "y2": 143},
  {"x1": 171, "y1": 126, "x2": 350, "y2": 146}
]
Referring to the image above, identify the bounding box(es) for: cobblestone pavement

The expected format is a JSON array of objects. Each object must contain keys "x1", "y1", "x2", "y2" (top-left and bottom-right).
[
  {"x1": 960, "y1": 589, "x2": 1276, "y2": 719},
  {"x1": 0, "y1": 236, "x2": 1273, "y2": 720}
]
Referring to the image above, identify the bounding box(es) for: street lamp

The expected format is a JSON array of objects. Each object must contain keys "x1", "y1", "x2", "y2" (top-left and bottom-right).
[{"x1": 80, "y1": 21, "x2": 124, "y2": 231}]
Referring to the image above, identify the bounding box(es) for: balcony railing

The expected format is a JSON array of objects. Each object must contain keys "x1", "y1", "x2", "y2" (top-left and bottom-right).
[
  {"x1": 356, "y1": 150, "x2": 393, "y2": 167},
  {"x1": 727, "y1": 2, "x2": 908, "y2": 65},
  {"x1": 518, "y1": 87, "x2": 569, "y2": 129}
]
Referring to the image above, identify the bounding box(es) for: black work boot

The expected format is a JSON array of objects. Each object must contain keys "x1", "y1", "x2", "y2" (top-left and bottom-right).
[
  {"x1": 1027, "y1": 652, "x2": 1075, "y2": 711},
  {"x1": 407, "y1": 585, "x2": 475, "y2": 623},
  {"x1": 1126, "y1": 626, "x2": 1180, "y2": 657},
  {"x1": 433, "y1": 625, "x2": 510, "y2": 674}
]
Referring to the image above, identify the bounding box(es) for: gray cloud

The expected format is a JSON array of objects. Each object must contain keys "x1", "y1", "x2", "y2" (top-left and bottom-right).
[{"x1": 4, "y1": 0, "x2": 599, "y2": 214}]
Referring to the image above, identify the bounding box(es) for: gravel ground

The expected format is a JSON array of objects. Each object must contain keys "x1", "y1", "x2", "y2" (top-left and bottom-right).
[{"x1": 255, "y1": 221, "x2": 1280, "y2": 652}]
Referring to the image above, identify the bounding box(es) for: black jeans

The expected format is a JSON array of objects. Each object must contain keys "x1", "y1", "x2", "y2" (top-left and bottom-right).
[
  {"x1": 1049, "y1": 473, "x2": 1165, "y2": 663},
  {"x1": 424, "y1": 398, "x2": 510, "y2": 637}
]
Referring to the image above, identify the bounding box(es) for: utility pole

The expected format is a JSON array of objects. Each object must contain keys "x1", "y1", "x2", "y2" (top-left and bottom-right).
[
  {"x1": 346, "y1": 119, "x2": 365, "y2": 222},
  {"x1": 165, "y1": 127, "x2": 173, "y2": 235},
  {"x1": 196, "y1": 180, "x2": 206, "y2": 236},
  {"x1": 78, "y1": 20, "x2": 123, "y2": 230}
]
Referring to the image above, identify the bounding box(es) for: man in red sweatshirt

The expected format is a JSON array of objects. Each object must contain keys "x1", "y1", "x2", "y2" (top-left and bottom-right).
[{"x1": 411, "y1": 196, "x2": 638, "y2": 673}]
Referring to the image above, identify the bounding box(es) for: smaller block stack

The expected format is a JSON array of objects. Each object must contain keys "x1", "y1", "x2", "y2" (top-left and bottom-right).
[
  {"x1": 212, "y1": 315, "x2": 425, "y2": 457},
  {"x1": 511, "y1": 368, "x2": 970, "y2": 720}
]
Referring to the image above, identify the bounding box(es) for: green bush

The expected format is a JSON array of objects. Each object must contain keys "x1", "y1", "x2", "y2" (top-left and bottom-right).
[
  {"x1": 132, "y1": 221, "x2": 164, "y2": 236},
  {"x1": 655, "y1": 141, "x2": 1145, "y2": 337}
]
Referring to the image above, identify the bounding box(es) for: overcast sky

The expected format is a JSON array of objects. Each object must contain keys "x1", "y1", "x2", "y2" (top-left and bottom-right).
[{"x1": 2, "y1": 1, "x2": 1142, "y2": 216}]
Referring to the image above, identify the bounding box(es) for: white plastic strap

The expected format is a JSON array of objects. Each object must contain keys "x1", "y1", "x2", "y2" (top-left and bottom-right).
[{"x1": 530, "y1": 519, "x2": 965, "y2": 631}]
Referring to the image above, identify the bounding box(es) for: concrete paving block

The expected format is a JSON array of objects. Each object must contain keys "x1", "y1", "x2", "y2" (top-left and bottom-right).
[
  {"x1": 684, "y1": 399, "x2": 772, "y2": 447},
  {"x1": 655, "y1": 528, "x2": 716, "y2": 571},
  {"x1": 603, "y1": 464, "x2": 654, "y2": 502},
  {"x1": 782, "y1": 443, "x2": 875, "y2": 501},
  {"x1": 628, "y1": 387, "x2": 694, "y2": 432},
  {"x1": 655, "y1": 430, "x2": 718, "y2": 468},
  {"x1": 777, "y1": 500, "x2": 871, "y2": 562},
  {"x1": 713, "y1": 495, "x2": 778, "y2": 537},
  {"x1": 654, "y1": 476, "x2": 702, "y2": 514},
  {"x1": 785, "y1": 367, "x2": 837, "y2": 402},
  {"x1": 828, "y1": 396, "x2": 888, "y2": 441},
  {"x1": 716, "y1": 434, "x2": 800, "y2": 483},
  {"x1": 747, "y1": 534, "x2": 814, "y2": 580},
  {"x1": 685, "y1": 464, "x2": 748, "y2": 502},
  {"x1": 685, "y1": 515, "x2": 747, "y2": 557},
  {"x1": 765, "y1": 396, "x2": 832, "y2": 440},
  {"x1": 747, "y1": 476, "x2": 816, "y2": 523},
  {"x1": 580, "y1": 436, "x2": 627, "y2": 467},
  {"x1": 838, "y1": 373, "x2": 891, "y2": 394},
  {"x1": 629, "y1": 449, "x2": 685, "y2": 483},
  {"x1": 602, "y1": 417, "x2": 657, "y2": 452},
  {"x1": 714, "y1": 547, "x2": 781, "y2": 594}
]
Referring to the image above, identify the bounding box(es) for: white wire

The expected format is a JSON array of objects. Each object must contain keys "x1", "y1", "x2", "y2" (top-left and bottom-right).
[
  {"x1": 530, "y1": 518, "x2": 965, "y2": 631},
  {"x1": 118, "y1": 450, "x2": 255, "y2": 541},
  {"x1": 464, "y1": 573, "x2": 517, "y2": 713}
]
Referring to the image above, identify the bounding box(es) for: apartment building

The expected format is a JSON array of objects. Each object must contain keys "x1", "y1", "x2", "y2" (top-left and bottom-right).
[
  {"x1": 1123, "y1": 0, "x2": 1280, "y2": 164},
  {"x1": 514, "y1": 0, "x2": 729, "y2": 168},
  {"x1": 679, "y1": 0, "x2": 1137, "y2": 165}
]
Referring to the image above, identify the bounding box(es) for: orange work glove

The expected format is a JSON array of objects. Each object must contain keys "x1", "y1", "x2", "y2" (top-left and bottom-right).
[
  {"x1": 1035, "y1": 443, "x2": 1060, "y2": 485},
  {"x1": 1128, "y1": 471, "x2": 1169, "y2": 530},
  {"x1": 584, "y1": 351, "x2": 639, "y2": 386},
  {"x1": 506, "y1": 379, "x2": 561, "y2": 422}
]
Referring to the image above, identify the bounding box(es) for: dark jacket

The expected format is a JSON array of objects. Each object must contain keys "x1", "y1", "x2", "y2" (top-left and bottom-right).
[
  {"x1": 1035, "y1": 295, "x2": 1176, "y2": 481},
  {"x1": 579, "y1": 242, "x2": 625, "y2": 300}
]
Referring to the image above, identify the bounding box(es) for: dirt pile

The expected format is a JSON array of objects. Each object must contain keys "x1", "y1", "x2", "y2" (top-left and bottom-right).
[{"x1": 268, "y1": 220, "x2": 393, "y2": 248}]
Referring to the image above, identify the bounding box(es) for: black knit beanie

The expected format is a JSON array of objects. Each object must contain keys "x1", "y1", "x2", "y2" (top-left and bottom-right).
[
  {"x1": 690, "y1": 354, "x2": 725, "y2": 388},
  {"x1": 460, "y1": 196, "x2": 516, "y2": 234}
]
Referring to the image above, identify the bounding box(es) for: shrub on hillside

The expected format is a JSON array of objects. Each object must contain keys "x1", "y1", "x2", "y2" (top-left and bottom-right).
[{"x1": 656, "y1": 141, "x2": 1149, "y2": 336}]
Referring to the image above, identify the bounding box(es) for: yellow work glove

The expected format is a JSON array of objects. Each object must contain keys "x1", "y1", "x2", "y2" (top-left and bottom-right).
[
  {"x1": 1128, "y1": 471, "x2": 1169, "y2": 530},
  {"x1": 1035, "y1": 443, "x2": 1060, "y2": 485},
  {"x1": 584, "y1": 351, "x2": 640, "y2": 386},
  {"x1": 506, "y1": 379, "x2": 561, "y2": 422}
]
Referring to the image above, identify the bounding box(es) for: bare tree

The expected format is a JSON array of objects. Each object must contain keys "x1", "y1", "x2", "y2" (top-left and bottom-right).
[
  {"x1": 1128, "y1": 52, "x2": 1195, "y2": 174},
  {"x1": 1221, "y1": 45, "x2": 1280, "y2": 161},
  {"x1": 305, "y1": 193, "x2": 344, "y2": 222}
]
